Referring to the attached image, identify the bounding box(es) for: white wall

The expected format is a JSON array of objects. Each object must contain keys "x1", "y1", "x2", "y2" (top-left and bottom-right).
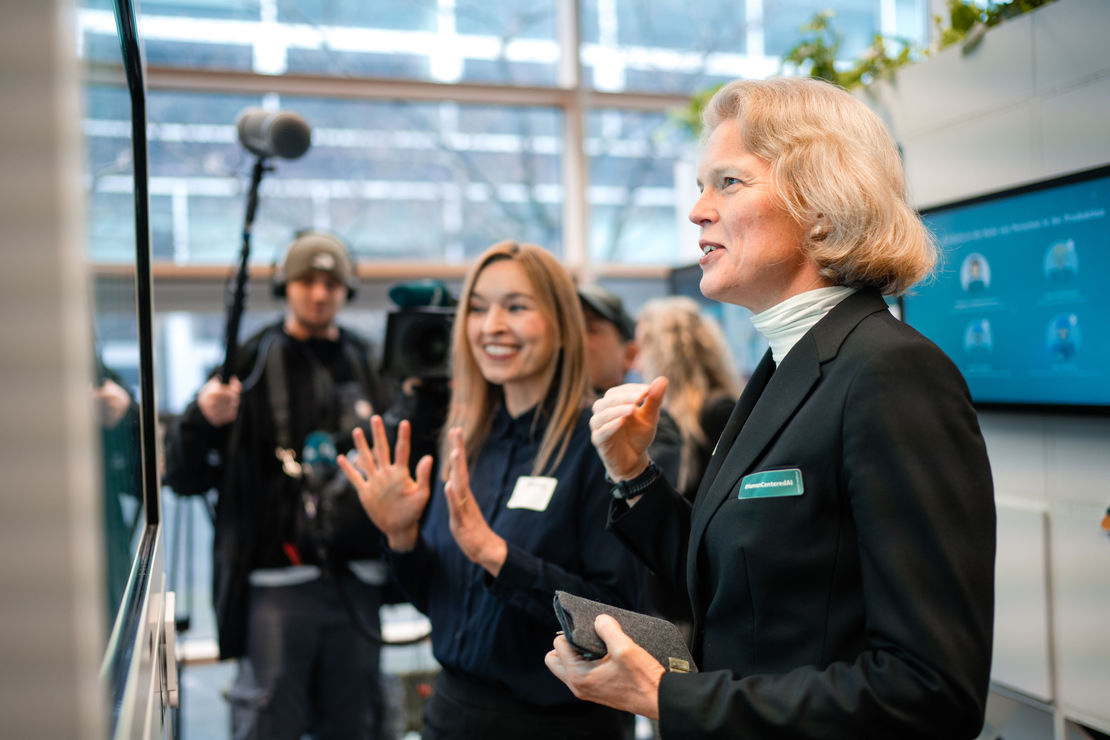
[
  {"x1": 868, "y1": 0, "x2": 1110, "y2": 208},
  {"x1": 866, "y1": 0, "x2": 1110, "y2": 733},
  {"x1": 0, "y1": 1, "x2": 107, "y2": 739}
]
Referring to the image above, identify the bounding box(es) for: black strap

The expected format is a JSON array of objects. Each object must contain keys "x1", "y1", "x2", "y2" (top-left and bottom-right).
[
  {"x1": 265, "y1": 330, "x2": 294, "y2": 452},
  {"x1": 262, "y1": 329, "x2": 429, "y2": 646},
  {"x1": 341, "y1": 339, "x2": 372, "y2": 409},
  {"x1": 264, "y1": 328, "x2": 339, "y2": 454}
]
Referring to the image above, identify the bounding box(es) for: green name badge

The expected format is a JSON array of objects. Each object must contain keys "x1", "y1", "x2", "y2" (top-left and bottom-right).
[{"x1": 738, "y1": 468, "x2": 804, "y2": 499}]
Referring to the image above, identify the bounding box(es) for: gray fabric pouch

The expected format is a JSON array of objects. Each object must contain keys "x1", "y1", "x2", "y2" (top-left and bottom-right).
[{"x1": 552, "y1": 590, "x2": 698, "y2": 673}]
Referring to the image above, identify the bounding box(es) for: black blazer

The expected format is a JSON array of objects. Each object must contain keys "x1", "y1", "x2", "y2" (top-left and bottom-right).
[{"x1": 609, "y1": 289, "x2": 996, "y2": 739}]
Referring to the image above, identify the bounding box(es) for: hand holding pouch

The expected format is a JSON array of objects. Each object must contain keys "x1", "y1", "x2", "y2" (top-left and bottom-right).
[{"x1": 553, "y1": 590, "x2": 697, "y2": 673}]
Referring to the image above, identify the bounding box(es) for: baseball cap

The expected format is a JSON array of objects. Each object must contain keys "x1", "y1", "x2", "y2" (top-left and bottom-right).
[
  {"x1": 280, "y1": 231, "x2": 353, "y2": 285},
  {"x1": 578, "y1": 283, "x2": 635, "y2": 341}
]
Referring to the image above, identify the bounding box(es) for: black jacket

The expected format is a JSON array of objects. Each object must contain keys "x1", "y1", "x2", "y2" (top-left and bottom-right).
[
  {"x1": 163, "y1": 321, "x2": 387, "y2": 658},
  {"x1": 610, "y1": 289, "x2": 996, "y2": 739}
]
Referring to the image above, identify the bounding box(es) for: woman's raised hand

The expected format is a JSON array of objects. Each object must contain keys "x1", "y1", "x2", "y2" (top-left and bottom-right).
[
  {"x1": 589, "y1": 376, "x2": 668, "y2": 481},
  {"x1": 337, "y1": 415, "x2": 433, "y2": 551},
  {"x1": 443, "y1": 427, "x2": 508, "y2": 576}
]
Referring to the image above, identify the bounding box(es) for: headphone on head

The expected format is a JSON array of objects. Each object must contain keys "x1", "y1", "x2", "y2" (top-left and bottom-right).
[{"x1": 271, "y1": 229, "x2": 359, "y2": 301}]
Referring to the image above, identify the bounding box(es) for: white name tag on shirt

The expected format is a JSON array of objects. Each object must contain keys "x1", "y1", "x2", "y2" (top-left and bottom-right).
[{"x1": 506, "y1": 476, "x2": 558, "y2": 511}]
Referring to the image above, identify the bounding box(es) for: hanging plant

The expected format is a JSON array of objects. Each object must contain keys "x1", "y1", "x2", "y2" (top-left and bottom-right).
[
  {"x1": 934, "y1": 0, "x2": 1057, "y2": 54},
  {"x1": 782, "y1": 9, "x2": 916, "y2": 89}
]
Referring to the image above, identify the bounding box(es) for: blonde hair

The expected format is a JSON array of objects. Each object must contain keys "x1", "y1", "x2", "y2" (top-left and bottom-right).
[
  {"x1": 443, "y1": 240, "x2": 591, "y2": 477},
  {"x1": 636, "y1": 296, "x2": 741, "y2": 493},
  {"x1": 702, "y1": 76, "x2": 936, "y2": 295}
]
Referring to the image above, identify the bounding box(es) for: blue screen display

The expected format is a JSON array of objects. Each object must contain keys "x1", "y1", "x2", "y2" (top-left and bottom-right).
[{"x1": 904, "y1": 165, "x2": 1110, "y2": 410}]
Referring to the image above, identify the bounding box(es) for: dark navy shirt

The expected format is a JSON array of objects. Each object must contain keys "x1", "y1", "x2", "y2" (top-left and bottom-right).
[{"x1": 389, "y1": 402, "x2": 642, "y2": 707}]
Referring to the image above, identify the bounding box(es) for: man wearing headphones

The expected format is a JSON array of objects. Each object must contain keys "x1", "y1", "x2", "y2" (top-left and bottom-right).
[{"x1": 164, "y1": 231, "x2": 392, "y2": 739}]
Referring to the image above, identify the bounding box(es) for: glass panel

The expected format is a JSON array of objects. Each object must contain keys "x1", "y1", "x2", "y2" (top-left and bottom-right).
[
  {"x1": 580, "y1": 0, "x2": 930, "y2": 94},
  {"x1": 587, "y1": 109, "x2": 697, "y2": 264},
  {"x1": 92, "y1": 268, "x2": 145, "y2": 634},
  {"x1": 99, "y1": 90, "x2": 566, "y2": 265},
  {"x1": 580, "y1": 0, "x2": 758, "y2": 94},
  {"x1": 77, "y1": 1, "x2": 561, "y2": 84},
  {"x1": 81, "y1": 75, "x2": 145, "y2": 643},
  {"x1": 145, "y1": 0, "x2": 259, "y2": 21},
  {"x1": 894, "y1": 0, "x2": 929, "y2": 48},
  {"x1": 277, "y1": 0, "x2": 436, "y2": 30},
  {"x1": 763, "y1": 0, "x2": 879, "y2": 59},
  {"x1": 283, "y1": 0, "x2": 562, "y2": 84}
]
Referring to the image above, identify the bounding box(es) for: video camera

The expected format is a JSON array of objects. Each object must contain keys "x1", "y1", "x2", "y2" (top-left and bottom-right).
[{"x1": 380, "y1": 280, "x2": 456, "y2": 380}]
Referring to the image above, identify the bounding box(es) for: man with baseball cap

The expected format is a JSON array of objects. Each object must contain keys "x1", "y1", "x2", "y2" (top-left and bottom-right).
[
  {"x1": 164, "y1": 230, "x2": 393, "y2": 739},
  {"x1": 577, "y1": 283, "x2": 681, "y2": 497},
  {"x1": 577, "y1": 283, "x2": 639, "y2": 395},
  {"x1": 271, "y1": 230, "x2": 358, "y2": 338}
]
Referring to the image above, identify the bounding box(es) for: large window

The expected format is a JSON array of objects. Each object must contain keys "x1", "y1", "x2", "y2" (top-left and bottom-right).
[
  {"x1": 580, "y1": 0, "x2": 759, "y2": 93},
  {"x1": 79, "y1": 0, "x2": 930, "y2": 269},
  {"x1": 139, "y1": 92, "x2": 565, "y2": 263},
  {"x1": 81, "y1": 0, "x2": 928, "y2": 90},
  {"x1": 586, "y1": 108, "x2": 694, "y2": 264}
]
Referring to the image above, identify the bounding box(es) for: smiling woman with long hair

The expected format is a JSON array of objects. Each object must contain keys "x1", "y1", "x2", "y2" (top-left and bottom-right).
[{"x1": 340, "y1": 240, "x2": 641, "y2": 740}]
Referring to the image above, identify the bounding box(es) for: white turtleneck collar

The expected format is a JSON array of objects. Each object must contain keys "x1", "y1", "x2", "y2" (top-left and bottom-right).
[{"x1": 750, "y1": 286, "x2": 858, "y2": 365}]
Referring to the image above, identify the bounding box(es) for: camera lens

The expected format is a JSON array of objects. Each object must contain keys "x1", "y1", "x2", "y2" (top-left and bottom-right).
[
  {"x1": 383, "y1": 307, "x2": 455, "y2": 379},
  {"x1": 412, "y1": 320, "x2": 449, "y2": 370}
]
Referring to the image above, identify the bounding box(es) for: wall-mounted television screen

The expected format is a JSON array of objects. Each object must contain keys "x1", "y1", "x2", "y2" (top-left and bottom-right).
[{"x1": 902, "y1": 164, "x2": 1110, "y2": 412}]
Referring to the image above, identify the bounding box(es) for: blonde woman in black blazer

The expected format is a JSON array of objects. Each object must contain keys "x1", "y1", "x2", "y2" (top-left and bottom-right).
[{"x1": 546, "y1": 76, "x2": 996, "y2": 739}]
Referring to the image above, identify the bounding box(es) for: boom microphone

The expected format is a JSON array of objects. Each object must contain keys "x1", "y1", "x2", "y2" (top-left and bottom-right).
[{"x1": 235, "y1": 107, "x2": 312, "y2": 159}]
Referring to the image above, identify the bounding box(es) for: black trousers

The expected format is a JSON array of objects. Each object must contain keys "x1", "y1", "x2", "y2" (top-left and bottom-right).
[
  {"x1": 229, "y1": 575, "x2": 385, "y2": 740},
  {"x1": 420, "y1": 669, "x2": 634, "y2": 740}
]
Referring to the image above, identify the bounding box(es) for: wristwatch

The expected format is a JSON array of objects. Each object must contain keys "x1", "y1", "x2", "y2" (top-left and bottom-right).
[{"x1": 607, "y1": 462, "x2": 661, "y2": 500}]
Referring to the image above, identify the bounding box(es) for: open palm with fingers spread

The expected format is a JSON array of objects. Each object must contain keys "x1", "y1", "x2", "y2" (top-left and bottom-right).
[
  {"x1": 443, "y1": 427, "x2": 508, "y2": 576},
  {"x1": 337, "y1": 415, "x2": 434, "y2": 551}
]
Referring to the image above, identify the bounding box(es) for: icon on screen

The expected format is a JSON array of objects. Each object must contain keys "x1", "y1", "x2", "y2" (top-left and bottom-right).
[
  {"x1": 964, "y1": 318, "x2": 993, "y2": 354},
  {"x1": 1043, "y1": 239, "x2": 1078, "y2": 285},
  {"x1": 1046, "y1": 313, "x2": 1080, "y2": 362},
  {"x1": 960, "y1": 253, "x2": 991, "y2": 293}
]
